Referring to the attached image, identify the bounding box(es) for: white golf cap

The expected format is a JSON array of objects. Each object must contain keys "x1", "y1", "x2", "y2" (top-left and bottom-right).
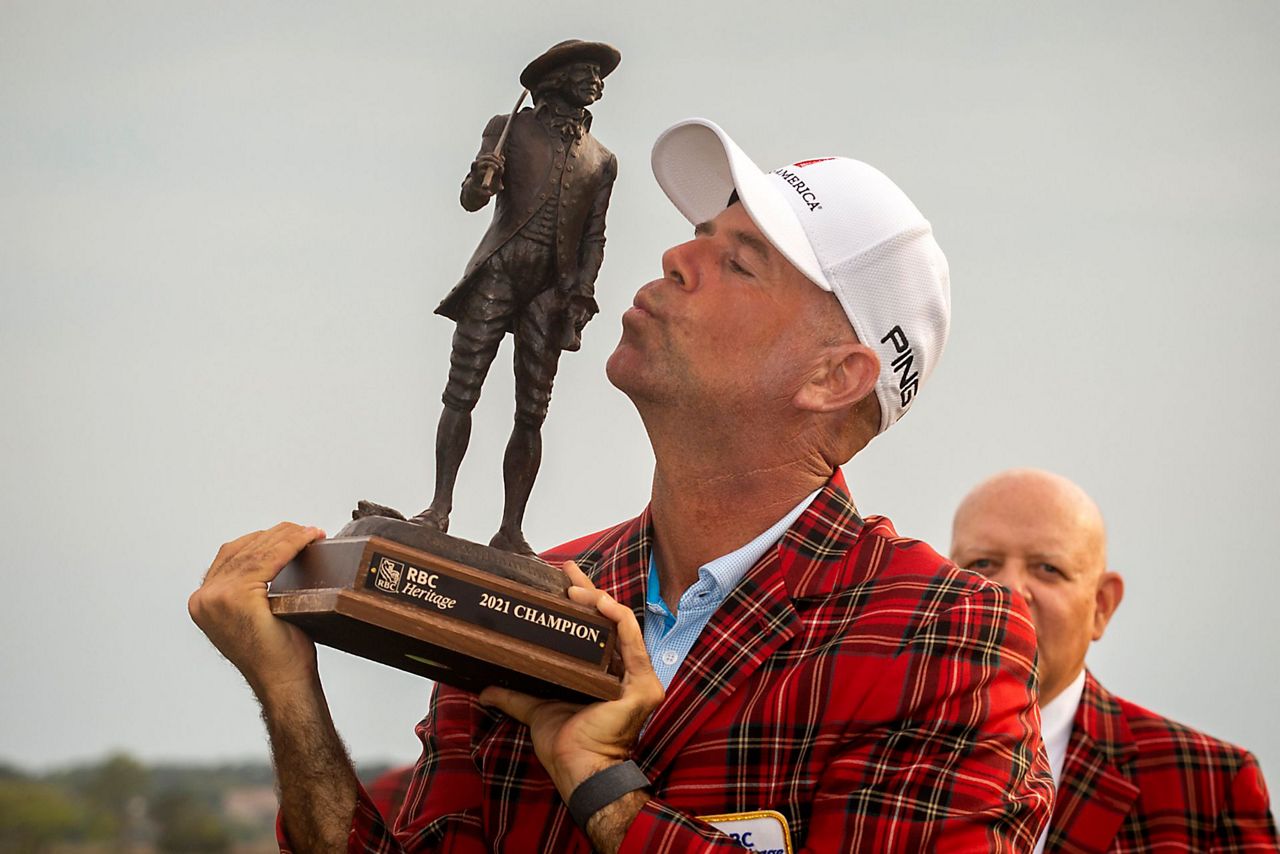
[{"x1": 650, "y1": 118, "x2": 951, "y2": 434}]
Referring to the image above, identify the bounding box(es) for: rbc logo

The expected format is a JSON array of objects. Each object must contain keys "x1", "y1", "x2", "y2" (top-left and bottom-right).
[{"x1": 374, "y1": 558, "x2": 402, "y2": 592}]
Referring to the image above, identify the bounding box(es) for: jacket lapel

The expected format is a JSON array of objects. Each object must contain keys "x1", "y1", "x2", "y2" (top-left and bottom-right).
[
  {"x1": 635, "y1": 549, "x2": 800, "y2": 779},
  {"x1": 579, "y1": 508, "x2": 652, "y2": 632},
  {"x1": 1045, "y1": 671, "x2": 1138, "y2": 853},
  {"x1": 634, "y1": 472, "x2": 864, "y2": 781}
]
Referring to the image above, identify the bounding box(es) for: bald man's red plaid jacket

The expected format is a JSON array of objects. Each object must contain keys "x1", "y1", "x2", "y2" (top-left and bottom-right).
[
  {"x1": 285, "y1": 471, "x2": 1053, "y2": 852},
  {"x1": 1045, "y1": 671, "x2": 1277, "y2": 852}
]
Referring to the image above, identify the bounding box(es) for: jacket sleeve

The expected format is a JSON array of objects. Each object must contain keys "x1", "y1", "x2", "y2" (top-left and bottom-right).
[
  {"x1": 459, "y1": 114, "x2": 508, "y2": 212},
  {"x1": 277, "y1": 685, "x2": 492, "y2": 854},
  {"x1": 1211, "y1": 751, "x2": 1280, "y2": 851},
  {"x1": 569, "y1": 152, "x2": 616, "y2": 311},
  {"x1": 618, "y1": 582, "x2": 1055, "y2": 853}
]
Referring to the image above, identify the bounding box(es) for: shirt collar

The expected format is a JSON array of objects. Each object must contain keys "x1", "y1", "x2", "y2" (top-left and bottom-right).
[
  {"x1": 649, "y1": 487, "x2": 823, "y2": 607},
  {"x1": 1040, "y1": 668, "x2": 1087, "y2": 784}
]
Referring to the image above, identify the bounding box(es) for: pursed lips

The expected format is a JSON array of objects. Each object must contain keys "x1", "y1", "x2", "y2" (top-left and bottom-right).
[{"x1": 629, "y1": 286, "x2": 662, "y2": 320}]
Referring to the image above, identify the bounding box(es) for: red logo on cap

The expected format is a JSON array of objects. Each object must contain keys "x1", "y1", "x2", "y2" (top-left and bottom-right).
[{"x1": 793, "y1": 158, "x2": 834, "y2": 168}]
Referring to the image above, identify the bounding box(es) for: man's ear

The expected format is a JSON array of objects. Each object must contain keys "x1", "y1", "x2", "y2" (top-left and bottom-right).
[
  {"x1": 792, "y1": 343, "x2": 880, "y2": 413},
  {"x1": 1092, "y1": 571, "x2": 1125, "y2": 641}
]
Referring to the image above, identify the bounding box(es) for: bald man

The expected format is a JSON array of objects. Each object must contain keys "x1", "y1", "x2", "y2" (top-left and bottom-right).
[{"x1": 951, "y1": 469, "x2": 1278, "y2": 853}]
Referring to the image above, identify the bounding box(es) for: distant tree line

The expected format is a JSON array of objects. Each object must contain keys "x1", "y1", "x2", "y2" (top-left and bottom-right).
[{"x1": 0, "y1": 752, "x2": 399, "y2": 853}]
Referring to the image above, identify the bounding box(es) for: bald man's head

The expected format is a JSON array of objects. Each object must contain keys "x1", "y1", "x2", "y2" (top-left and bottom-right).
[{"x1": 950, "y1": 469, "x2": 1123, "y2": 704}]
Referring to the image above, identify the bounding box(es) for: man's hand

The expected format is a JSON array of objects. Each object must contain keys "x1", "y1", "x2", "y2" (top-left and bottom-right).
[
  {"x1": 479, "y1": 561, "x2": 664, "y2": 847},
  {"x1": 190, "y1": 523, "x2": 360, "y2": 850},
  {"x1": 188, "y1": 522, "x2": 326, "y2": 699}
]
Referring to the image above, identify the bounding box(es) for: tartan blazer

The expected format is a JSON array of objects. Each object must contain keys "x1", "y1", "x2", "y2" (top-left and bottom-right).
[
  {"x1": 291, "y1": 471, "x2": 1054, "y2": 852},
  {"x1": 1045, "y1": 671, "x2": 1278, "y2": 852}
]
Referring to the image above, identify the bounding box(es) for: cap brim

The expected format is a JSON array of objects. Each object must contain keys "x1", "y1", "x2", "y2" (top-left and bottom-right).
[{"x1": 650, "y1": 118, "x2": 831, "y2": 291}]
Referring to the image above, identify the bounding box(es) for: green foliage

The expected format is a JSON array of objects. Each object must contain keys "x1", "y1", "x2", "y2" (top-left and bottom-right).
[
  {"x1": 0, "y1": 761, "x2": 30, "y2": 781},
  {"x1": 0, "y1": 779, "x2": 98, "y2": 852},
  {"x1": 150, "y1": 791, "x2": 232, "y2": 854},
  {"x1": 79, "y1": 752, "x2": 150, "y2": 815},
  {"x1": 0, "y1": 754, "x2": 281, "y2": 851}
]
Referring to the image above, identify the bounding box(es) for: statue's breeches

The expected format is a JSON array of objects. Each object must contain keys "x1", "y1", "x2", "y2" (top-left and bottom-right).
[{"x1": 442, "y1": 235, "x2": 564, "y2": 427}]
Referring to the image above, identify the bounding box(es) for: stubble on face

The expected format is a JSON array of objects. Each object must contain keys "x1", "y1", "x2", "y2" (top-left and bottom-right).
[{"x1": 605, "y1": 204, "x2": 825, "y2": 424}]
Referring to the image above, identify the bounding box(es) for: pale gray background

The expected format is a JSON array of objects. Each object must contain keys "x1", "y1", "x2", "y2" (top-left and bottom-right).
[{"x1": 2, "y1": 1, "x2": 1277, "y2": 789}]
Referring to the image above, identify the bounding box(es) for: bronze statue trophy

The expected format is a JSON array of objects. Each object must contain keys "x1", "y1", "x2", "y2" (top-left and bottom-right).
[{"x1": 268, "y1": 40, "x2": 623, "y2": 703}]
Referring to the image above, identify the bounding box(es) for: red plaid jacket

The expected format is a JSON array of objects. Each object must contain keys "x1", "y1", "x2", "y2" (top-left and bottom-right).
[
  {"x1": 1045, "y1": 671, "x2": 1277, "y2": 852},
  {"x1": 282, "y1": 471, "x2": 1053, "y2": 852},
  {"x1": 367, "y1": 765, "x2": 416, "y2": 822}
]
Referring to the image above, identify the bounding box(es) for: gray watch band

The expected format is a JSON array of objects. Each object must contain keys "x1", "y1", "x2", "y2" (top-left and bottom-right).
[{"x1": 567, "y1": 760, "x2": 650, "y2": 828}]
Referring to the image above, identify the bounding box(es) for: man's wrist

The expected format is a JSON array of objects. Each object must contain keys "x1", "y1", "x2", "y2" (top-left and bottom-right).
[
  {"x1": 253, "y1": 669, "x2": 324, "y2": 717},
  {"x1": 584, "y1": 788, "x2": 651, "y2": 854},
  {"x1": 567, "y1": 760, "x2": 650, "y2": 829}
]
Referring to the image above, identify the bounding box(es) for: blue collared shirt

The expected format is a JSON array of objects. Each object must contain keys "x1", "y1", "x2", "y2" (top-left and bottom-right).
[{"x1": 644, "y1": 488, "x2": 822, "y2": 690}]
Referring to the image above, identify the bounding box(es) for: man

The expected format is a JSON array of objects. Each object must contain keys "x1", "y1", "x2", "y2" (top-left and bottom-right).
[
  {"x1": 191, "y1": 119, "x2": 1053, "y2": 852},
  {"x1": 951, "y1": 469, "x2": 1278, "y2": 852},
  {"x1": 361, "y1": 40, "x2": 620, "y2": 555}
]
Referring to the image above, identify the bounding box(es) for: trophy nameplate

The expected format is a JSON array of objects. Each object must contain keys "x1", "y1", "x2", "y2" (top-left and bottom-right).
[{"x1": 269, "y1": 516, "x2": 623, "y2": 703}]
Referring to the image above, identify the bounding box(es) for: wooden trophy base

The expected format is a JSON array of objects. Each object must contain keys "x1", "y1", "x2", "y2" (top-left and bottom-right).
[{"x1": 268, "y1": 516, "x2": 622, "y2": 703}]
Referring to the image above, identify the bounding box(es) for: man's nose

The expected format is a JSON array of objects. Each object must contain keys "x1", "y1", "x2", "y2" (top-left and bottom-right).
[
  {"x1": 660, "y1": 240, "x2": 700, "y2": 291},
  {"x1": 1010, "y1": 572, "x2": 1034, "y2": 605},
  {"x1": 991, "y1": 566, "x2": 1032, "y2": 604}
]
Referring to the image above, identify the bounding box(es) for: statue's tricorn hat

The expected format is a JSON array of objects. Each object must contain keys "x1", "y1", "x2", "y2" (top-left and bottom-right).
[{"x1": 520, "y1": 40, "x2": 621, "y2": 89}]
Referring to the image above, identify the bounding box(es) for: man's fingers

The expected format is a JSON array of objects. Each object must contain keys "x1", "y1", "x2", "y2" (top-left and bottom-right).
[
  {"x1": 593, "y1": 593, "x2": 664, "y2": 716},
  {"x1": 207, "y1": 523, "x2": 324, "y2": 585},
  {"x1": 207, "y1": 528, "x2": 270, "y2": 576},
  {"x1": 480, "y1": 685, "x2": 556, "y2": 726},
  {"x1": 562, "y1": 560, "x2": 596, "y2": 591},
  {"x1": 565, "y1": 579, "x2": 657, "y2": 692},
  {"x1": 208, "y1": 522, "x2": 308, "y2": 575},
  {"x1": 256, "y1": 521, "x2": 323, "y2": 554},
  {"x1": 595, "y1": 592, "x2": 654, "y2": 683},
  {"x1": 241, "y1": 525, "x2": 325, "y2": 582}
]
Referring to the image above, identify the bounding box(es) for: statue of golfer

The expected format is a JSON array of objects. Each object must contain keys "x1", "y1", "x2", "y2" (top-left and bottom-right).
[{"x1": 363, "y1": 40, "x2": 620, "y2": 555}]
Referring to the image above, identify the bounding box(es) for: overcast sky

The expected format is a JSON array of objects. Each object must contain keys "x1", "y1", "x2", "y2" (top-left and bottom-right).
[{"x1": 2, "y1": 1, "x2": 1277, "y2": 787}]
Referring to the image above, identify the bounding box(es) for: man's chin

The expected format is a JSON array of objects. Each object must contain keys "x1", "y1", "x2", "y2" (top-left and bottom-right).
[
  {"x1": 604, "y1": 347, "x2": 633, "y2": 393},
  {"x1": 605, "y1": 346, "x2": 661, "y2": 402}
]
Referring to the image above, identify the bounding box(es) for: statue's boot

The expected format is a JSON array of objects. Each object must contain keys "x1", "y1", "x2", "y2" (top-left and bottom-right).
[
  {"x1": 411, "y1": 506, "x2": 450, "y2": 533},
  {"x1": 488, "y1": 527, "x2": 536, "y2": 557}
]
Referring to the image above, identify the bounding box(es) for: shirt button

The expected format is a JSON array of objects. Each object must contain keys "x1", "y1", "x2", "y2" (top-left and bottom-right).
[{"x1": 661, "y1": 650, "x2": 678, "y2": 666}]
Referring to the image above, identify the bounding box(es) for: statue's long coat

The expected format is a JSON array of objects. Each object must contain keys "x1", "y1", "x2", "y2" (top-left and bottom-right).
[{"x1": 436, "y1": 108, "x2": 617, "y2": 332}]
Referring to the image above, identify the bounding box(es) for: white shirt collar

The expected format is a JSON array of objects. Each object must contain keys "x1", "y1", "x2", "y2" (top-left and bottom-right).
[
  {"x1": 1039, "y1": 670, "x2": 1080, "y2": 793},
  {"x1": 1033, "y1": 668, "x2": 1086, "y2": 854},
  {"x1": 1040, "y1": 667, "x2": 1086, "y2": 786},
  {"x1": 696, "y1": 486, "x2": 823, "y2": 599}
]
